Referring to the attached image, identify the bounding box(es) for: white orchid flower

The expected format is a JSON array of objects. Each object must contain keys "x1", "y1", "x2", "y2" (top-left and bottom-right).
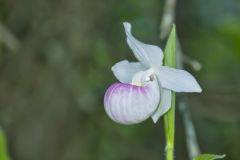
[{"x1": 104, "y1": 22, "x2": 201, "y2": 125}]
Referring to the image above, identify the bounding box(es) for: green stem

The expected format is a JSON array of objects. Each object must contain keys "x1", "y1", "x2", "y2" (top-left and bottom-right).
[
  {"x1": 164, "y1": 93, "x2": 175, "y2": 160},
  {"x1": 163, "y1": 25, "x2": 176, "y2": 160}
]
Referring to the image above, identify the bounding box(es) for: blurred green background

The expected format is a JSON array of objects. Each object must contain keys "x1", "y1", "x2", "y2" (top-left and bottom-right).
[{"x1": 0, "y1": 0, "x2": 239, "y2": 160}]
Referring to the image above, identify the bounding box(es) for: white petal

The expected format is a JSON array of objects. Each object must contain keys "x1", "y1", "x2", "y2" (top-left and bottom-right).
[
  {"x1": 151, "y1": 88, "x2": 171, "y2": 123},
  {"x1": 104, "y1": 81, "x2": 160, "y2": 125},
  {"x1": 111, "y1": 60, "x2": 146, "y2": 83},
  {"x1": 123, "y1": 22, "x2": 164, "y2": 67},
  {"x1": 156, "y1": 66, "x2": 202, "y2": 92}
]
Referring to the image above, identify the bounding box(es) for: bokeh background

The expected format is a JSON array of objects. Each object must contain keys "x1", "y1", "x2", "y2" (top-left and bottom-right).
[{"x1": 0, "y1": 0, "x2": 239, "y2": 160}]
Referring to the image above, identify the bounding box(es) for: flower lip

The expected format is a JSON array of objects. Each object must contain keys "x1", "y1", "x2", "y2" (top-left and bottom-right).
[
  {"x1": 104, "y1": 82, "x2": 150, "y2": 104},
  {"x1": 104, "y1": 81, "x2": 160, "y2": 125}
]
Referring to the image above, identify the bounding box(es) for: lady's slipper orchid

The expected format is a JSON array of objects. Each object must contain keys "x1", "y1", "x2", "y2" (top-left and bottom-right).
[{"x1": 104, "y1": 22, "x2": 201, "y2": 125}]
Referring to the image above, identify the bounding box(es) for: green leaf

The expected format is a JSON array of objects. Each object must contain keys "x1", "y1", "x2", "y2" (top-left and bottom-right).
[
  {"x1": 0, "y1": 128, "x2": 10, "y2": 160},
  {"x1": 164, "y1": 24, "x2": 176, "y2": 68},
  {"x1": 193, "y1": 154, "x2": 226, "y2": 160}
]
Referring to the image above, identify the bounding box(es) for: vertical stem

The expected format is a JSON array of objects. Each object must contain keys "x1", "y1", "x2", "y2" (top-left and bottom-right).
[
  {"x1": 160, "y1": 1, "x2": 201, "y2": 160},
  {"x1": 164, "y1": 93, "x2": 175, "y2": 160},
  {"x1": 163, "y1": 26, "x2": 176, "y2": 160},
  {"x1": 160, "y1": 0, "x2": 177, "y2": 159}
]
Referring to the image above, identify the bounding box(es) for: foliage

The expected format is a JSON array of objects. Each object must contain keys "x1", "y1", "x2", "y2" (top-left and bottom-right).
[
  {"x1": 193, "y1": 154, "x2": 226, "y2": 160},
  {"x1": 0, "y1": 128, "x2": 10, "y2": 160}
]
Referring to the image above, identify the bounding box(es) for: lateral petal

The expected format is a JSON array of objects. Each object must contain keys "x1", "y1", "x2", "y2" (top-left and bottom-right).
[
  {"x1": 151, "y1": 88, "x2": 171, "y2": 123},
  {"x1": 156, "y1": 66, "x2": 202, "y2": 92},
  {"x1": 123, "y1": 22, "x2": 164, "y2": 67}
]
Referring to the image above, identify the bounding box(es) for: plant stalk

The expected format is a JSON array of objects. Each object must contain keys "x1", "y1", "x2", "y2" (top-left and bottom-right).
[
  {"x1": 164, "y1": 93, "x2": 175, "y2": 160},
  {"x1": 163, "y1": 25, "x2": 176, "y2": 160}
]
